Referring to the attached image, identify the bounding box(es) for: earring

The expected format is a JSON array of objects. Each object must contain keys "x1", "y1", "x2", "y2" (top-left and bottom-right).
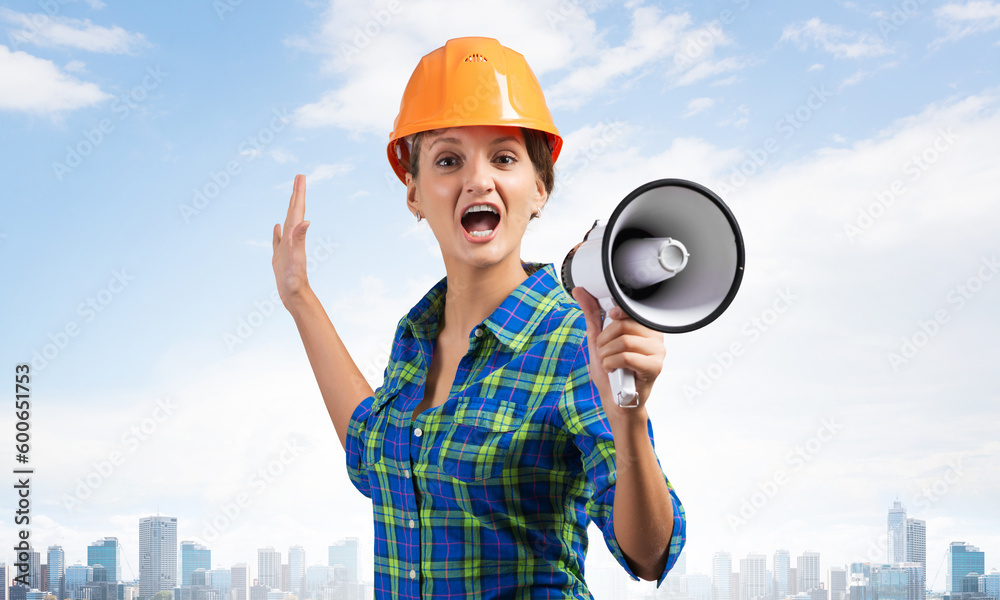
[
  {"x1": 415, "y1": 210, "x2": 423, "y2": 222},
  {"x1": 532, "y1": 209, "x2": 542, "y2": 219}
]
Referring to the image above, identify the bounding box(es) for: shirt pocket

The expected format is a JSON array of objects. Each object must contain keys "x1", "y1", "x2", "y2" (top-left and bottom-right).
[
  {"x1": 438, "y1": 397, "x2": 526, "y2": 481},
  {"x1": 363, "y1": 377, "x2": 402, "y2": 467}
]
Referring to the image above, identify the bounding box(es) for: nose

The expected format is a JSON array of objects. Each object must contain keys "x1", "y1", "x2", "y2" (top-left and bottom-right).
[{"x1": 465, "y1": 155, "x2": 494, "y2": 196}]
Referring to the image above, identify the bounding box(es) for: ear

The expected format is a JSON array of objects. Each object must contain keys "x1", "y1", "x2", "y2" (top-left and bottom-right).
[
  {"x1": 533, "y1": 175, "x2": 548, "y2": 215},
  {"x1": 405, "y1": 171, "x2": 419, "y2": 217}
]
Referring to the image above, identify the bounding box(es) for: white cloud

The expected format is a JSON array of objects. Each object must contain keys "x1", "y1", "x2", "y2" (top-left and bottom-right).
[
  {"x1": 307, "y1": 162, "x2": 354, "y2": 182},
  {"x1": 1, "y1": 9, "x2": 147, "y2": 53},
  {"x1": 683, "y1": 97, "x2": 716, "y2": 118},
  {"x1": 0, "y1": 44, "x2": 110, "y2": 115},
  {"x1": 292, "y1": 1, "x2": 747, "y2": 130},
  {"x1": 933, "y1": 1, "x2": 1000, "y2": 45},
  {"x1": 781, "y1": 17, "x2": 892, "y2": 59}
]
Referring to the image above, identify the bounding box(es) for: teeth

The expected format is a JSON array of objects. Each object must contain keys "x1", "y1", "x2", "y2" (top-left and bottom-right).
[
  {"x1": 469, "y1": 229, "x2": 494, "y2": 238},
  {"x1": 463, "y1": 204, "x2": 499, "y2": 217}
]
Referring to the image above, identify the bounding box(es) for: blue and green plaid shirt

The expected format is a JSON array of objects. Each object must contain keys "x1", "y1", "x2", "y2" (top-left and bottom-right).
[{"x1": 345, "y1": 263, "x2": 685, "y2": 598}]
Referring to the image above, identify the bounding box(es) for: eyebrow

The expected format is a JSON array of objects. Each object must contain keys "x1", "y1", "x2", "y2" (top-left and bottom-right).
[{"x1": 427, "y1": 135, "x2": 522, "y2": 151}]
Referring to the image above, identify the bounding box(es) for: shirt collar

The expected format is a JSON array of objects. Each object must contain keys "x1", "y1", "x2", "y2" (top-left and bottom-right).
[{"x1": 403, "y1": 263, "x2": 570, "y2": 352}]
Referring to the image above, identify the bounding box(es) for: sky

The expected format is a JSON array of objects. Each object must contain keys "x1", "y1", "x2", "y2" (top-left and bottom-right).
[{"x1": 1, "y1": 0, "x2": 999, "y2": 595}]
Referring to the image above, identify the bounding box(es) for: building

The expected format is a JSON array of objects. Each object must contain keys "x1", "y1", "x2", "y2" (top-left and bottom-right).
[
  {"x1": 798, "y1": 553, "x2": 821, "y2": 593},
  {"x1": 27, "y1": 551, "x2": 42, "y2": 593},
  {"x1": 906, "y1": 519, "x2": 927, "y2": 577},
  {"x1": 742, "y1": 554, "x2": 767, "y2": 600},
  {"x1": 66, "y1": 565, "x2": 94, "y2": 600},
  {"x1": 257, "y1": 549, "x2": 281, "y2": 591},
  {"x1": 979, "y1": 571, "x2": 1000, "y2": 600},
  {"x1": 947, "y1": 543, "x2": 986, "y2": 595},
  {"x1": 872, "y1": 563, "x2": 924, "y2": 600},
  {"x1": 287, "y1": 548, "x2": 305, "y2": 600},
  {"x1": 714, "y1": 552, "x2": 733, "y2": 600},
  {"x1": 888, "y1": 500, "x2": 908, "y2": 564},
  {"x1": 230, "y1": 564, "x2": 247, "y2": 600},
  {"x1": 887, "y1": 499, "x2": 927, "y2": 597},
  {"x1": 305, "y1": 566, "x2": 332, "y2": 600},
  {"x1": 774, "y1": 551, "x2": 791, "y2": 600},
  {"x1": 180, "y1": 543, "x2": 211, "y2": 587},
  {"x1": 1, "y1": 563, "x2": 10, "y2": 600},
  {"x1": 88, "y1": 539, "x2": 123, "y2": 583},
  {"x1": 829, "y1": 568, "x2": 847, "y2": 600},
  {"x1": 327, "y1": 541, "x2": 359, "y2": 585},
  {"x1": 206, "y1": 569, "x2": 230, "y2": 600},
  {"x1": 139, "y1": 515, "x2": 178, "y2": 600},
  {"x1": 48, "y1": 547, "x2": 65, "y2": 599},
  {"x1": 849, "y1": 563, "x2": 873, "y2": 600}
]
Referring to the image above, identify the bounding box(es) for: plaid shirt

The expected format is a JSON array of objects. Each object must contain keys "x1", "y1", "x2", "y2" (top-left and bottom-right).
[{"x1": 345, "y1": 263, "x2": 685, "y2": 599}]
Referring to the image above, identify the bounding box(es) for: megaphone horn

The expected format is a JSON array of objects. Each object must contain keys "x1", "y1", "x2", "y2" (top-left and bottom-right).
[{"x1": 562, "y1": 179, "x2": 745, "y2": 407}]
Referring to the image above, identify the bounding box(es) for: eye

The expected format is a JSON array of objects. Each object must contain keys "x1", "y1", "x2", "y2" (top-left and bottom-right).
[
  {"x1": 434, "y1": 154, "x2": 460, "y2": 168},
  {"x1": 494, "y1": 152, "x2": 517, "y2": 165}
]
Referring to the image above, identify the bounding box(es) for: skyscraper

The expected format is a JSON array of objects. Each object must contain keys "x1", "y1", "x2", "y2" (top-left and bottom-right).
[
  {"x1": 231, "y1": 564, "x2": 247, "y2": 600},
  {"x1": 28, "y1": 551, "x2": 41, "y2": 592},
  {"x1": 139, "y1": 515, "x2": 177, "y2": 600},
  {"x1": 287, "y1": 547, "x2": 305, "y2": 599},
  {"x1": 829, "y1": 567, "x2": 847, "y2": 600},
  {"x1": 797, "y1": 552, "x2": 821, "y2": 593},
  {"x1": 742, "y1": 554, "x2": 767, "y2": 600},
  {"x1": 1, "y1": 563, "x2": 11, "y2": 600},
  {"x1": 47, "y1": 546, "x2": 65, "y2": 599},
  {"x1": 774, "y1": 550, "x2": 790, "y2": 600},
  {"x1": 713, "y1": 552, "x2": 733, "y2": 600},
  {"x1": 888, "y1": 500, "x2": 907, "y2": 563},
  {"x1": 327, "y1": 540, "x2": 359, "y2": 585},
  {"x1": 906, "y1": 519, "x2": 927, "y2": 574},
  {"x1": 180, "y1": 542, "x2": 211, "y2": 586},
  {"x1": 257, "y1": 548, "x2": 281, "y2": 590},
  {"x1": 946, "y1": 542, "x2": 985, "y2": 594},
  {"x1": 87, "y1": 538, "x2": 122, "y2": 583}
]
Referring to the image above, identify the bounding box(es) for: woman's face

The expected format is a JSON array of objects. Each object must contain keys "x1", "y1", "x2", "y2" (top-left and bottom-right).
[{"x1": 406, "y1": 125, "x2": 547, "y2": 272}]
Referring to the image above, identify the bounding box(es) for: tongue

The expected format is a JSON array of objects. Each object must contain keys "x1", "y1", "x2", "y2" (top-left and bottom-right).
[{"x1": 462, "y1": 212, "x2": 500, "y2": 233}]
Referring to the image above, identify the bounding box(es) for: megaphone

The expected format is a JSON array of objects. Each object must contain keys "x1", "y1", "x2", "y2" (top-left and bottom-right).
[{"x1": 561, "y1": 178, "x2": 745, "y2": 407}]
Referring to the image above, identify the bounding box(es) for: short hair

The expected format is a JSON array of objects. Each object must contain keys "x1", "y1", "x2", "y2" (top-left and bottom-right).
[{"x1": 407, "y1": 128, "x2": 555, "y2": 197}]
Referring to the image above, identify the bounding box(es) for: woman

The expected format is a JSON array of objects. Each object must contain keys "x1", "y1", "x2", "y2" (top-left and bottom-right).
[{"x1": 272, "y1": 37, "x2": 685, "y2": 599}]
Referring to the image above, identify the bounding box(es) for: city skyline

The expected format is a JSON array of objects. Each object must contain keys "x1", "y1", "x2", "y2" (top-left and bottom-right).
[{"x1": 6, "y1": 499, "x2": 996, "y2": 597}]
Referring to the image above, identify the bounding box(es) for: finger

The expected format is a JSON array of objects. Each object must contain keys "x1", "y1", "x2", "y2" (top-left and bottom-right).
[
  {"x1": 272, "y1": 223, "x2": 281, "y2": 252},
  {"x1": 595, "y1": 334, "x2": 664, "y2": 361},
  {"x1": 599, "y1": 352, "x2": 664, "y2": 380},
  {"x1": 282, "y1": 174, "x2": 306, "y2": 235}
]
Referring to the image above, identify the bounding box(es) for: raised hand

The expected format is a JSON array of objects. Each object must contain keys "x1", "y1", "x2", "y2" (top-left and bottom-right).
[{"x1": 272, "y1": 174, "x2": 312, "y2": 309}]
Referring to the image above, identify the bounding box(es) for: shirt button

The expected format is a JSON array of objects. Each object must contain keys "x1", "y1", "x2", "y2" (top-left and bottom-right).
[
  {"x1": 409, "y1": 569, "x2": 417, "y2": 580},
  {"x1": 403, "y1": 469, "x2": 411, "y2": 478},
  {"x1": 409, "y1": 519, "x2": 416, "y2": 528},
  {"x1": 414, "y1": 427, "x2": 423, "y2": 438},
  {"x1": 474, "y1": 326, "x2": 483, "y2": 338}
]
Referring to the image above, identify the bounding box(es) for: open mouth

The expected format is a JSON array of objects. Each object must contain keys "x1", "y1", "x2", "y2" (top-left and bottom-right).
[{"x1": 461, "y1": 204, "x2": 501, "y2": 238}]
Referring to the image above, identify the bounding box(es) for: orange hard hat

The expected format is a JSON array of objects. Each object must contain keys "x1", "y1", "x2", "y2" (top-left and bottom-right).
[{"x1": 387, "y1": 36, "x2": 563, "y2": 184}]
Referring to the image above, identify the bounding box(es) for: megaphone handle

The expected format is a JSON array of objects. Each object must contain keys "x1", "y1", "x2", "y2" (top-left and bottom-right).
[{"x1": 599, "y1": 298, "x2": 640, "y2": 408}]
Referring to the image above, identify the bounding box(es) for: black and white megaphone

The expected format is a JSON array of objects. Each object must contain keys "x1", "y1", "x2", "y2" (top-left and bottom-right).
[{"x1": 561, "y1": 178, "x2": 745, "y2": 407}]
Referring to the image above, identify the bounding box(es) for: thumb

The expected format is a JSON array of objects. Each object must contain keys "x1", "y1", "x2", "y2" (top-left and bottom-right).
[
  {"x1": 572, "y1": 286, "x2": 604, "y2": 335},
  {"x1": 294, "y1": 220, "x2": 310, "y2": 244}
]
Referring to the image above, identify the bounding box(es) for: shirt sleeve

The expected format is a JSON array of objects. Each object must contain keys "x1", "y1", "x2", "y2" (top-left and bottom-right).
[
  {"x1": 345, "y1": 393, "x2": 375, "y2": 498},
  {"x1": 558, "y1": 334, "x2": 687, "y2": 587}
]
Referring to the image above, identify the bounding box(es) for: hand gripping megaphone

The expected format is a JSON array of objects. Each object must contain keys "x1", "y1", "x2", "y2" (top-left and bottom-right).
[{"x1": 561, "y1": 179, "x2": 745, "y2": 407}]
